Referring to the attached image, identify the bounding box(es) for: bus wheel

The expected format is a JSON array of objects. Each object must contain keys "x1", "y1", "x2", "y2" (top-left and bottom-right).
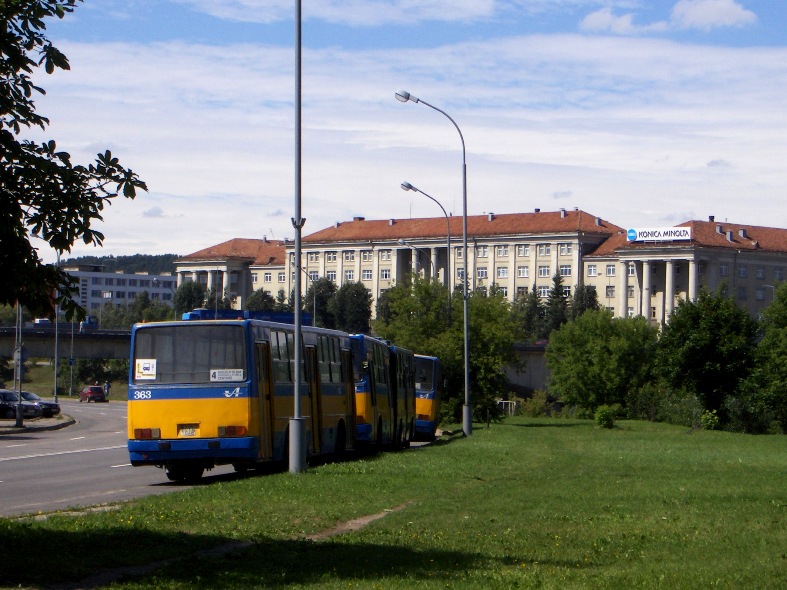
[{"x1": 165, "y1": 463, "x2": 204, "y2": 483}]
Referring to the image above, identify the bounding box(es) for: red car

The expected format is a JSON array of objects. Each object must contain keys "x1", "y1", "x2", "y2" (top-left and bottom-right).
[{"x1": 79, "y1": 385, "x2": 107, "y2": 403}]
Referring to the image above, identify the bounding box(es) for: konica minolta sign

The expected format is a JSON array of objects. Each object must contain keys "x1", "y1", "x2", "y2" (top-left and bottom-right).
[{"x1": 626, "y1": 227, "x2": 692, "y2": 242}]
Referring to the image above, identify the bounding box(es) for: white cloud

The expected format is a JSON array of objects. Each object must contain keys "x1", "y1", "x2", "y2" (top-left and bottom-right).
[
  {"x1": 671, "y1": 0, "x2": 757, "y2": 31},
  {"x1": 580, "y1": 7, "x2": 668, "y2": 35}
]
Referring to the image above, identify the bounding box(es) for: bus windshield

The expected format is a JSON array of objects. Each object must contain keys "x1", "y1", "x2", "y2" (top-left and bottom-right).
[{"x1": 132, "y1": 324, "x2": 247, "y2": 384}]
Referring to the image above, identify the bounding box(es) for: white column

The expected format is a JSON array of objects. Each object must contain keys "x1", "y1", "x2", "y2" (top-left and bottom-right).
[
  {"x1": 641, "y1": 260, "x2": 651, "y2": 318},
  {"x1": 619, "y1": 261, "x2": 629, "y2": 318},
  {"x1": 688, "y1": 259, "x2": 698, "y2": 301},
  {"x1": 431, "y1": 247, "x2": 439, "y2": 282},
  {"x1": 665, "y1": 260, "x2": 675, "y2": 320}
]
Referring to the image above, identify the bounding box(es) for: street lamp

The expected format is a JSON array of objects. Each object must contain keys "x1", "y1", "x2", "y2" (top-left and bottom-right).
[
  {"x1": 397, "y1": 239, "x2": 434, "y2": 277},
  {"x1": 401, "y1": 181, "x2": 451, "y2": 315},
  {"x1": 396, "y1": 90, "x2": 472, "y2": 436}
]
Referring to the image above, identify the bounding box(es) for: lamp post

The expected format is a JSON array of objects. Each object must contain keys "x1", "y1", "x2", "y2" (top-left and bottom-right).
[
  {"x1": 401, "y1": 181, "x2": 451, "y2": 315},
  {"x1": 397, "y1": 239, "x2": 434, "y2": 278},
  {"x1": 396, "y1": 90, "x2": 472, "y2": 436}
]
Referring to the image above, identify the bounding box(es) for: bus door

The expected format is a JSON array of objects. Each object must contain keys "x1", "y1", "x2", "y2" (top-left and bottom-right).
[
  {"x1": 255, "y1": 341, "x2": 274, "y2": 461},
  {"x1": 341, "y1": 348, "x2": 356, "y2": 449},
  {"x1": 305, "y1": 345, "x2": 321, "y2": 454}
]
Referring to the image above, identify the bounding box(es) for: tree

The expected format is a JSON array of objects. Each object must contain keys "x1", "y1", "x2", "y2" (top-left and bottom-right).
[
  {"x1": 656, "y1": 286, "x2": 758, "y2": 420},
  {"x1": 511, "y1": 284, "x2": 544, "y2": 342},
  {"x1": 571, "y1": 284, "x2": 599, "y2": 320},
  {"x1": 1, "y1": 1, "x2": 147, "y2": 319},
  {"x1": 329, "y1": 282, "x2": 372, "y2": 333},
  {"x1": 305, "y1": 277, "x2": 337, "y2": 328},
  {"x1": 245, "y1": 288, "x2": 276, "y2": 312},
  {"x1": 543, "y1": 273, "x2": 569, "y2": 336},
  {"x1": 546, "y1": 309, "x2": 659, "y2": 414},
  {"x1": 205, "y1": 288, "x2": 232, "y2": 312},
  {"x1": 274, "y1": 289, "x2": 292, "y2": 312},
  {"x1": 173, "y1": 281, "x2": 205, "y2": 316}
]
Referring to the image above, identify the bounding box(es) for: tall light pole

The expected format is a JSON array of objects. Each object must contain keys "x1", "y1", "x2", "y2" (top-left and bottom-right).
[
  {"x1": 401, "y1": 181, "x2": 451, "y2": 316},
  {"x1": 289, "y1": 0, "x2": 306, "y2": 473},
  {"x1": 396, "y1": 90, "x2": 472, "y2": 436},
  {"x1": 53, "y1": 250, "x2": 59, "y2": 403}
]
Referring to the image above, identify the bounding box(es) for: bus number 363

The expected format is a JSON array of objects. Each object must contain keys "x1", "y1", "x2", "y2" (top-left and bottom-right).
[{"x1": 133, "y1": 391, "x2": 152, "y2": 400}]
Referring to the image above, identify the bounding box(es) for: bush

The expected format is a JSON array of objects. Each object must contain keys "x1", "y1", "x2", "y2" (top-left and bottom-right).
[
  {"x1": 626, "y1": 383, "x2": 704, "y2": 427},
  {"x1": 595, "y1": 405, "x2": 616, "y2": 429},
  {"x1": 700, "y1": 409, "x2": 720, "y2": 430},
  {"x1": 521, "y1": 390, "x2": 550, "y2": 417}
]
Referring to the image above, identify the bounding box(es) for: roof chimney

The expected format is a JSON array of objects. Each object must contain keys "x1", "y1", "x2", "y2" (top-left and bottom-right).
[
  {"x1": 353, "y1": 216, "x2": 365, "y2": 222},
  {"x1": 708, "y1": 215, "x2": 715, "y2": 222},
  {"x1": 534, "y1": 208, "x2": 540, "y2": 213},
  {"x1": 487, "y1": 213, "x2": 494, "y2": 221},
  {"x1": 334, "y1": 221, "x2": 340, "y2": 228}
]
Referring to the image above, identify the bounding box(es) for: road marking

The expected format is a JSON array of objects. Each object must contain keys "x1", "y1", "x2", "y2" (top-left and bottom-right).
[
  {"x1": 4, "y1": 444, "x2": 28, "y2": 448},
  {"x1": 111, "y1": 463, "x2": 132, "y2": 468},
  {"x1": 70, "y1": 436, "x2": 86, "y2": 441},
  {"x1": 0, "y1": 445, "x2": 126, "y2": 462}
]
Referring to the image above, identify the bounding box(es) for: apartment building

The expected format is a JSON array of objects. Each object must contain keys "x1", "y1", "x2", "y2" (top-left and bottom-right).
[
  {"x1": 584, "y1": 217, "x2": 787, "y2": 324},
  {"x1": 63, "y1": 265, "x2": 178, "y2": 311}
]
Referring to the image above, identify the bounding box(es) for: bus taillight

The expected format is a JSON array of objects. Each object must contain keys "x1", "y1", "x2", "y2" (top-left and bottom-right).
[
  {"x1": 134, "y1": 428, "x2": 161, "y2": 440},
  {"x1": 218, "y1": 425, "x2": 247, "y2": 437}
]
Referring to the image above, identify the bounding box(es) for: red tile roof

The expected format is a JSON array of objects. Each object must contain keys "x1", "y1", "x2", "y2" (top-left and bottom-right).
[
  {"x1": 303, "y1": 209, "x2": 621, "y2": 243},
  {"x1": 588, "y1": 219, "x2": 787, "y2": 257},
  {"x1": 178, "y1": 238, "x2": 285, "y2": 266}
]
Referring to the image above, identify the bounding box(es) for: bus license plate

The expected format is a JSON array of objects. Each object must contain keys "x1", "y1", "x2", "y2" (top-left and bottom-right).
[{"x1": 179, "y1": 425, "x2": 197, "y2": 436}]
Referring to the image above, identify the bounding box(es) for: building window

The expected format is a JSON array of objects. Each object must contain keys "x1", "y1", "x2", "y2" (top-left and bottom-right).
[
  {"x1": 496, "y1": 245, "x2": 509, "y2": 257},
  {"x1": 477, "y1": 245, "x2": 488, "y2": 258},
  {"x1": 163, "y1": 293, "x2": 172, "y2": 301},
  {"x1": 380, "y1": 269, "x2": 391, "y2": 280},
  {"x1": 361, "y1": 250, "x2": 373, "y2": 262},
  {"x1": 606, "y1": 285, "x2": 615, "y2": 298},
  {"x1": 92, "y1": 277, "x2": 101, "y2": 285},
  {"x1": 755, "y1": 267, "x2": 765, "y2": 279},
  {"x1": 498, "y1": 286, "x2": 508, "y2": 297},
  {"x1": 326, "y1": 251, "x2": 337, "y2": 262},
  {"x1": 456, "y1": 247, "x2": 463, "y2": 259},
  {"x1": 516, "y1": 286, "x2": 528, "y2": 296},
  {"x1": 516, "y1": 244, "x2": 530, "y2": 256},
  {"x1": 344, "y1": 270, "x2": 354, "y2": 282},
  {"x1": 308, "y1": 252, "x2": 319, "y2": 263},
  {"x1": 755, "y1": 289, "x2": 765, "y2": 301},
  {"x1": 559, "y1": 243, "x2": 572, "y2": 256},
  {"x1": 140, "y1": 279, "x2": 151, "y2": 287},
  {"x1": 651, "y1": 306, "x2": 657, "y2": 319},
  {"x1": 606, "y1": 264, "x2": 616, "y2": 277},
  {"x1": 116, "y1": 278, "x2": 127, "y2": 286},
  {"x1": 627, "y1": 306, "x2": 634, "y2": 318},
  {"x1": 737, "y1": 266, "x2": 747, "y2": 278},
  {"x1": 537, "y1": 286, "x2": 549, "y2": 298},
  {"x1": 562, "y1": 286, "x2": 571, "y2": 297},
  {"x1": 326, "y1": 271, "x2": 337, "y2": 282},
  {"x1": 477, "y1": 267, "x2": 488, "y2": 279},
  {"x1": 362, "y1": 269, "x2": 372, "y2": 281},
  {"x1": 737, "y1": 286, "x2": 747, "y2": 300},
  {"x1": 91, "y1": 290, "x2": 102, "y2": 297},
  {"x1": 344, "y1": 251, "x2": 355, "y2": 262},
  {"x1": 128, "y1": 279, "x2": 138, "y2": 287},
  {"x1": 457, "y1": 268, "x2": 465, "y2": 280},
  {"x1": 308, "y1": 271, "x2": 318, "y2": 281},
  {"x1": 719, "y1": 264, "x2": 729, "y2": 276},
  {"x1": 517, "y1": 266, "x2": 529, "y2": 278},
  {"x1": 264, "y1": 273, "x2": 272, "y2": 283},
  {"x1": 538, "y1": 265, "x2": 550, "y2": 278},
  {"x1": 278, "y1": 272, "x2": 286, "y2": 283},
  {"x1": 497, "y1": 267, "x2": 508, "y2": 279},
  {"x1": 104, "y1": 278, "x2": 114, "y2": 286},
  {"x1": 537, "y1": 244, "x2": 551, "y2": 256},
  {"x1": 380, "y1": 250, "x2": 391, "y2": 261},
  {"x1": 628, "y1": 264, "x2": 636, "y2": 276},
  {"x1": 628, "y1": 285, "x2": 635, "y2": 298},
  {"x1": 251, "y1": 273, "x2": 258, "y2": 284},
  {"x1": 587, "y1": 264, "x2": 597, "y2": 277},
  {"x1": 776, "y1": 268, "x2": 784, "y2": 281},
  {"x1": 559, "y1": 265, "x2": 571, "y2": 277}
]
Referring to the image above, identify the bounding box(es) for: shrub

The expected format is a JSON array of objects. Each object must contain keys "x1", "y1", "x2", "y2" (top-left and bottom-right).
[
  {"x1": 700, "y1": 409, "x2": 720, "y2": 430},
  {"x1": 626, "y1": 383, "x2": 703, "y2": 427},
  {"x1": 521, "y1": 390, "x2": 550, "y2": 417},
  {"x1": 595, "y1": 405, "x2": 616, "y2": 429}
]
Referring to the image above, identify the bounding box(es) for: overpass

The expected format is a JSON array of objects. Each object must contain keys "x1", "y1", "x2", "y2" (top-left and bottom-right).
[{"x1": 0, "y1": 326, "x2": 131, "y2": 360}]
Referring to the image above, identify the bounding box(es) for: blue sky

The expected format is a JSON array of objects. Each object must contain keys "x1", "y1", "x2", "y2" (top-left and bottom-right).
[{"x1": 30, "y1": 0, "x2": 787, "y2": 262}]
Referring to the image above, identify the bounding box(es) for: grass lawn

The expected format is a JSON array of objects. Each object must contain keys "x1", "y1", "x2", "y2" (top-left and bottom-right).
[{"x1": 1, "y1": 418, "x2": 785, "y2": 589}]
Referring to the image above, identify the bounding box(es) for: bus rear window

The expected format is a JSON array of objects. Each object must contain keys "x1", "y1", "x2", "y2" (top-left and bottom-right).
[{"x1": 133, "y1": 324, "x2": 247, "y2": 384}]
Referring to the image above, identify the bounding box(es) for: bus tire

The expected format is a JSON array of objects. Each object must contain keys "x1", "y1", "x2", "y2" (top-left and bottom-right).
[{"x1": 165, "y1": 463, "x2": 204, "y2": 483}]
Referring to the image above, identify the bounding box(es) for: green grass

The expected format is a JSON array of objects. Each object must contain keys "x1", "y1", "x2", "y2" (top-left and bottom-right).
[{"x1": 1, "y1": 418, "x2": 785, "y2": 589}]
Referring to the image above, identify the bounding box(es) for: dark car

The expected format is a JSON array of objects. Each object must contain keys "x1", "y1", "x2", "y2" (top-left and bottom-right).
[
  {"x1": 79, "y1": 385, "x2": 107, "y2": 403},
  {"x1": 0, "y1": 389, "x2": 43, "y2": 419},
  {"x1": 20, "y1": 391, "x2": 61, "y2": 417}
]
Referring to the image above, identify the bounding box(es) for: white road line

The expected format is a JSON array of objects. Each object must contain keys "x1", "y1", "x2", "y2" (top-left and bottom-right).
[
  {"x1": 0, "y1": 445, "x2": 126, "y2": 462},
  {"x1": 70, "y1": 436, "x2": 86, "y2": 441},
  {"x1": 4, "y1": 444, "x2": 28, "y2": 448},
  {"x1": 111, "y1": 463, "x2": 132, "y2": 468}
]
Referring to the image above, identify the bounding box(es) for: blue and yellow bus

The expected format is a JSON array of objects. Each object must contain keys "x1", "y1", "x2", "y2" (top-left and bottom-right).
[
  {"x1": 389, "y1": 345, "x2": 416, "y2": 447},
  {"x1": 127, "y1": 319, "x2": 355, "y2": 481},
  {"x1": 414, "y1": 354, "x2": 441, "y2": 440}
]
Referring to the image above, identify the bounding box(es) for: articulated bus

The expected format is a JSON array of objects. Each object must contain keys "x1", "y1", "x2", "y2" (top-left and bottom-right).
[
  {"x1": 390, "y1": 345, "x2": 416, "y2": 446},
  {"x1": 414, "y1": 355, "x2": 441, "y2": 440},
  {"x1": 127, "y1": 319, "x2": 355, "y2": 481}
]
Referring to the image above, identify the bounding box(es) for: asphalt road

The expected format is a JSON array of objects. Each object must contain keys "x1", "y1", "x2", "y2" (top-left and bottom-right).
[{"x1": 0, "y1": 399, "x2": 236, "y2": 518}]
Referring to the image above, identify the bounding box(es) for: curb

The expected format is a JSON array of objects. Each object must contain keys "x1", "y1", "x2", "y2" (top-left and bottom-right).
[{"x1": 0, "y1": 415, "x2": 76, "y2": 435}]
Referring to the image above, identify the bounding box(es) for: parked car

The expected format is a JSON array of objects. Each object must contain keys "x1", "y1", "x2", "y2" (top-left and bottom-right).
[
  {"x1": 79, "y1": 385, "x2": 107, "y2": 403},
  {"x1": 0, "y1": 389, "x2": 43, "y2": 419},
  {"x1": 20, "y1": 391, "x2": 61, "y2": 417}
]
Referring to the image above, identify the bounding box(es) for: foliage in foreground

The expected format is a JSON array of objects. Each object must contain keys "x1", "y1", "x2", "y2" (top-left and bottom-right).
[{"x1": 1, "y1": 419, "x2": 785, "y2": 589}]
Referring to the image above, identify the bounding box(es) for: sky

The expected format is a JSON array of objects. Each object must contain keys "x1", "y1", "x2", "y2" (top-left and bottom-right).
[{"x1": 28, "y1": 0, "x2": 787, "y2": 263}]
